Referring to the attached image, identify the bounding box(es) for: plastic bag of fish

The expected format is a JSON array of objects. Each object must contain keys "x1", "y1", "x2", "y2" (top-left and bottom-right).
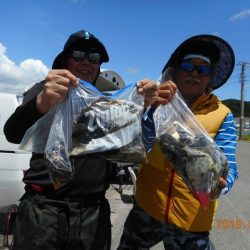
[
  {"x1": 153, "y1": 91, "x2": 229, "y2": 208},
  {"x1": 19, "y1": 80, "x2": 146, "y2": 186}
]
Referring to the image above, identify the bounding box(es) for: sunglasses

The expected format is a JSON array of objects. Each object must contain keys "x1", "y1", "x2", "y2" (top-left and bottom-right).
[
  {"x1": 179, "y1": 61, "x2": 213, "y2": 76},
  {"x1": 71, "y1": 50, "x2": 102, "y2": 64}
]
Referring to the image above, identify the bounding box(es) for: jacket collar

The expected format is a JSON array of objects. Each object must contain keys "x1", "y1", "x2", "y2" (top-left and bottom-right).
[{"x1": 191, "y1": 92, "x2": 221, "y2": 114}]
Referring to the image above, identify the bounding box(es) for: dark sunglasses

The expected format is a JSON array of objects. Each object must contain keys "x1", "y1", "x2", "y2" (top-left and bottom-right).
[
  {"x1": 179, "y1": 61, "x2": 213, "y2": 76},
  {"x1": 71, "y1": 50, "x2": 102, "y2": 64}
]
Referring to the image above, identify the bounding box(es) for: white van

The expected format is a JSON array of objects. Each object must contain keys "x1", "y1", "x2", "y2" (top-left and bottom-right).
[
  {"x1": 0, "y1": 93, "x2": 31, "y2": 206},
  {"x1": 0, "y1": 93, "x2": 30, "y2": 247}
]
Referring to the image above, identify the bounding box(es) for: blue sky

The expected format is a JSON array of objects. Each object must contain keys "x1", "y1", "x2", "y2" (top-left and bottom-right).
[{"x1": 1, "y1": 0, "x2": 250, "y2": 101}]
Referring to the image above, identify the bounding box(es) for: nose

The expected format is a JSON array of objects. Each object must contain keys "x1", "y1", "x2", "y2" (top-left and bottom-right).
[
  {"x1": 191, "y1": 68, "x2": 200, "y2": 77},
  {"x1": 78, "y1": 57, "x2": 91, "y2": 65}
]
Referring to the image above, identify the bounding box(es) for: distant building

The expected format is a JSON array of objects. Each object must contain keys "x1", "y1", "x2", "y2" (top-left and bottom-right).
[{"x1": 235, "y1": 117, "x2": 250, "y2": 129}]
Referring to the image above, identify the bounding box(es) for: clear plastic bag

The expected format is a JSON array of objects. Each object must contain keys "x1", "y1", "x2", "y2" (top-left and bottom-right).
[
  {"x1": 153, "y1": 90, "x2": 229, "y2": 208},
  {"x1": 70, "y1": 81, "x2": 146, "y2": 163},
  {"x1": 19, "y1": 80, "x2": 146, "y2": 186}
]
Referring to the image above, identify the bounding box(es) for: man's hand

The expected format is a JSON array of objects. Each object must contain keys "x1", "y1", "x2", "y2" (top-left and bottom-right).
[
  {"x1": 152, "y1": 80, "x2": 177, "y2": 109},
  {"x1": 211, "y1": 177, "x2": 227, "y2": 199},
  {"x1": 218, "y1": 177, "x2": 227, "y2": 189},
  {"x1": 136, "y1": 79, "x2": 158, "y2": 108},
  {"x1": 36, "y1": 70, "x2": 79, "y2": 114}
]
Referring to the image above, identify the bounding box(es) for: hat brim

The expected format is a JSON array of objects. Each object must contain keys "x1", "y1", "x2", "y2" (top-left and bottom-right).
[
  {"x1": 162, "y1": 35, "x2": 235, "y2": 90},
  {"x1": 52, "y1": 52, "x2": 64, "y2": 69},
  {"x1": 52, "y1": 38, "x2": 109, "y2": 69}
]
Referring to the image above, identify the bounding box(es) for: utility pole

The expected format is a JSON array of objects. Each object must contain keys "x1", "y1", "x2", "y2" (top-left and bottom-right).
[{"x1": 239, "y1": 62, "x2": 245, "y2": 140}]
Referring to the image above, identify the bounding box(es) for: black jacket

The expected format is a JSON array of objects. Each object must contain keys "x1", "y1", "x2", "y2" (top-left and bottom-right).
[{"x1": 4, "y1": 83, "x2": 115, "y2": 200}]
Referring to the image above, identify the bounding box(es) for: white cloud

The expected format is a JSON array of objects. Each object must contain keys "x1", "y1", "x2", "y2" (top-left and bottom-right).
[
  {"x1": 229, "y1": 9, "x2": 250, "y2": 21},
  {"x1": 125, "y1": 67, "x2": 139, "y2": 75},
  {"x1": 0, "y1": 43, "x2": 49, "y2": 94}
]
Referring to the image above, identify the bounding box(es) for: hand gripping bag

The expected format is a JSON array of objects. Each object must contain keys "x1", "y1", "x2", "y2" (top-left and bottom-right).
[
  {"x1": 153, "y1": 90, "x2": 229, "y2": 208},
  {"x1": 19, "y1": 80, "x2": 146, "y2": 186}
]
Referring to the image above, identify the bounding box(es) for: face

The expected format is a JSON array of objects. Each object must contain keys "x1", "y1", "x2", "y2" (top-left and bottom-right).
[
  {"x1": 66, "y1": 50, "x2": 100, "y2": 84},
  {"x1": 174, "y1": 58, "x2": 212, "y2": 105}
]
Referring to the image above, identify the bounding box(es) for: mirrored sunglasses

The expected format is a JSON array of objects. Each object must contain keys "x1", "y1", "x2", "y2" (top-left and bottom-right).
[
  {"x1": 179, "y1": 61, "x2": 213, "y2": 76},
  {"x1": 71, "y1": 51, "x2": 102, "y2": 64}
]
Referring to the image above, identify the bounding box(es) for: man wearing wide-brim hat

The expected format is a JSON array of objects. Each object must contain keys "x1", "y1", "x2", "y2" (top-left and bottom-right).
[{"x1": 118, "y1": 34, "x2": 238, "y2": 250}]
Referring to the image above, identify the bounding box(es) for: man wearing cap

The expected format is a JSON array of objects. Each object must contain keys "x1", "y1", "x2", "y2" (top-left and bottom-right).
[
  {"x1": 4, "y1": 29, "x2": 175, "y2": 250},
  {"x1": 118, "y1": 35, "x2": 238, "y2": 250}
]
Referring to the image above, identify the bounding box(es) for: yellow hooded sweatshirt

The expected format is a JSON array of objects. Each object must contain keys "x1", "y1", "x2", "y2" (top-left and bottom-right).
[{"x1": 136, "y1": 93, "x2": 230, "y2": 232}]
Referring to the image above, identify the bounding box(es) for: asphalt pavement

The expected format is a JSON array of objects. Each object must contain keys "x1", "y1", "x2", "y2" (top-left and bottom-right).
[
  {"x1": 109, "y1": 141, "x2": 250, "y2": 250},
  {"x1": 1, "y1": 142, "x2": 249, "y2": 250},
  {"x1": 210, "y1": 141, "x2": 250, "y2": 250}
]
